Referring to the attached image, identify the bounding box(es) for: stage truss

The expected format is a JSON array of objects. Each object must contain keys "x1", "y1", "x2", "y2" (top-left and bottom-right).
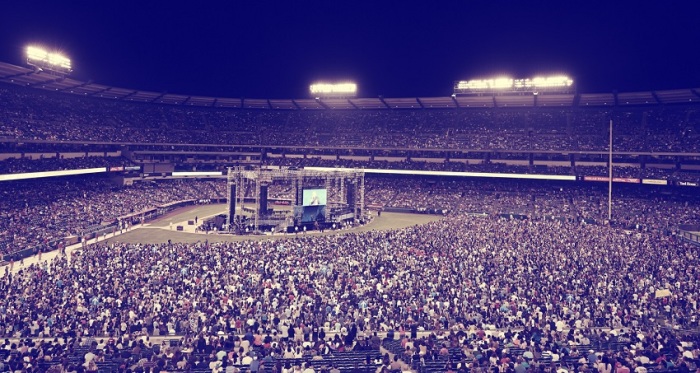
[{"x1": 226, "y1": 166, "x2": 365, "y2": 232}]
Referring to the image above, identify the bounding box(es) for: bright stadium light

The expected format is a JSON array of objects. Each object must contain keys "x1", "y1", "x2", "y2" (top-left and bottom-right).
[
  {"x1": 47, "y1": 53, "x2": 71, "y2": 69},
  {"x1": 309, "y1": 82, "x2": 357, "y2": 97},
  {"x1": 492, "y1": 77, "x2": 514, "y2": 89},
  {"x1": 455, "y1": 75, "x2": 574, "y2": 94},
  {"x1": 26, "y1": 46, "x2": 48, "y2": 61},
  {"x1": 456, "y1": 78, "x2": 514, "y2": 91},
  {"x1": 456, "y1": 80, "x2": 486, "y2": 90},
  {"x1": 26, "y1": 45, "x2": 72, "y2": 74},
  {"x1": 529, "y1": 75, "x2": 573, "y2": 88}
]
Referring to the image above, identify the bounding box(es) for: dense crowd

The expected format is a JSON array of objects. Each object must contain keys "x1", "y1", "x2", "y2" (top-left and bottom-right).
[
  {"x1": 0, "y1": 177, "x2": 226, "y2": 256},
  {"x1": 4, "y1": 74, "x2": 700, "y2": 373},
  {"x1": 266, "y1": 158, "x2": 700, "y2": 182},
  {"x1": 0, "y1": 333, "x2": 388, "y2": 372},
  {"x1": 1, "y1": 215, "x2": 699, "y2": 370},
  {"x1": 365, "y1": 177, "x2": 700, "y2": 230},
  {"x1": 1, "y1": 84, "x2": 699, "y2": 152},
  {"x1": 0, "y1": 156, "x2": 133, "y2": 174},
  {"x1": 2, "y1": 175, "x2": 699, "y2": 258},
  {"x1": 2, "y1": 149, "x2": 700, "y2": 184}
]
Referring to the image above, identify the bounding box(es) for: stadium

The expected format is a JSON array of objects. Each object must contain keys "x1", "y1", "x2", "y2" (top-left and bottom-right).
[{"x1": 1, "y1": 3, "x2": 700, "y2": 373}]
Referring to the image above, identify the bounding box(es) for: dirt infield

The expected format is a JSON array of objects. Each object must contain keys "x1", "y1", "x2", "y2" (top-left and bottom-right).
[{"x1": 104, "y1": 204, "x2": 442, "y2": 245}]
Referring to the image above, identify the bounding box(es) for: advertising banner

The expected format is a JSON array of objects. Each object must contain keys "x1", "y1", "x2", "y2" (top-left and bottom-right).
[
  {"x1": 583, "y1": 176, "x2": 640, "y2": 183},
  {"x1": 641, "y1": 179, "x2": 668, "y2": 185},
  {"x1": 613, "y1": 177, "x2": 640, "y2": 183},
  {"x1": 583, "y1": 176, "x2": 608, "y2": 182}
]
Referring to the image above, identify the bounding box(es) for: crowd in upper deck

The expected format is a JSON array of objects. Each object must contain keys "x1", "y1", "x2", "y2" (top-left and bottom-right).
[{"x1": 1, "y1": 84, "x2": 699, "y2": 152}]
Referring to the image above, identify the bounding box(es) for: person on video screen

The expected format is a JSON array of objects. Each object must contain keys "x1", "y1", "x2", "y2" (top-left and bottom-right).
[{"x1": 310, "y1": 191, "x2": 320, "y2": 205}]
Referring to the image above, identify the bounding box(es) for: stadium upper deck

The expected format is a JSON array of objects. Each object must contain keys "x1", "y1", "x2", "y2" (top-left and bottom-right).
[{"x1": 2, "y1": 60, "x2": 700, "y2": 178}]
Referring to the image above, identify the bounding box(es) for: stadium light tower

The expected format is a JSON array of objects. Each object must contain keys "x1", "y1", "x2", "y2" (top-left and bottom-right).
[
  {"x1": 309, "y1": 82, "x2": 357, "y2": 98},
  {"x1": 454, "y1": 75, "x2": 574, "y2": 95},
  {"x1": 26, "y1": 45, "x2": 72, "y2": 74}
]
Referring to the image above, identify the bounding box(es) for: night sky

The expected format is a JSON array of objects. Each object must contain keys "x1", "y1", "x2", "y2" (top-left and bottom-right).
[{"x1": 1, "y1": 1, "x2": 699, "y2": 99}]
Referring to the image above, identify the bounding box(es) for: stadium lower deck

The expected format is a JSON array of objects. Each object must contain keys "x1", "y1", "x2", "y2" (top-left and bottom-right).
[
  {"x1": 1, "y1": 202, "x2": 699, "y2": 373},
  {"x1": 2, "y1": 207, "x2": 440, "y2": 275}
]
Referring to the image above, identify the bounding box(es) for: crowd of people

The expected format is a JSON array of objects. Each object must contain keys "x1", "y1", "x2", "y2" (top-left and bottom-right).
[
  {"x1": 1, "y1": 214, "x2": 699, "y2": 370},
  {"x1": 0, "y1": 156, "x2": 133, "y2": 174},
  {"x1": 0, "y1": 332, "x2": 388, "y2": 372},
  {"x1": 1, "y1": 174, "x2": 699, "y2": 259},
  {"x1": 2, "y1": 149, "x2": 700, "y2": 185},
  {"x1": 2, "y1": 82, "x2": 700, "y2": 372},
  {"x1": 265, "y1": 158, "x2": 700, "y2": 183},
  {"x1": 365, "y1": 176, "x2": 700, "y2": 230},
  {"x1": 1, "y1": 84, "x2": 699, "y2": 152},
  {"x1": 0, "y1": 177, "x2": 226, "y2": 257}
]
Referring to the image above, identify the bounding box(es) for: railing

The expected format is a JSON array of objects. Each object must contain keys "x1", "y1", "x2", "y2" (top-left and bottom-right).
[{"x1": 680, "y1": 230, "x2": 700, "y2": 246}]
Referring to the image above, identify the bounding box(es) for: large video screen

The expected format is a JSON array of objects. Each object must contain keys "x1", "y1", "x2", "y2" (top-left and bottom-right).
[{"x1": 302, "y1": 188, "x2": 327, "y2": 206}]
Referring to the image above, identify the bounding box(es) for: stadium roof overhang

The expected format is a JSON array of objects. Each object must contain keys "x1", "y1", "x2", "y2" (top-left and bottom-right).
[{"x1": 1, "y1": 61, "x2": 699, "y2": 110}]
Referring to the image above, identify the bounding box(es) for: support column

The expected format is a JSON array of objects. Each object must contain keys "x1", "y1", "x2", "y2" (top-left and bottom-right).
[
  {"x1": 254, "y1": 169, "x2": 260, "y2": 232},
  {"x1": 358, "y1": 170, "x2": 365, "y2": 220},
  {"x1": 226, "y1": 167, "x2": 233, "y2": 227}
]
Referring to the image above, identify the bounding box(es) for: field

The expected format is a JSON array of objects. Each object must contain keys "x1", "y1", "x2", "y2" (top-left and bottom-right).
[{"x1": 104, "y1": 204, "x2": 442, "y2": 245}]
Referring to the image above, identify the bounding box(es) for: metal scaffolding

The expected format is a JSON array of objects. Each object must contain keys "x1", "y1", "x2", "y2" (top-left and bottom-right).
[{"x1": 226, "y1": 167, "x2": 365, "y2": 232}]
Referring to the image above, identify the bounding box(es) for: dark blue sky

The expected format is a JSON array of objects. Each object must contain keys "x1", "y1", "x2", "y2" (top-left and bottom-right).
[{"x1": 1, "y1": 1, "x2": 699, "y2": 98}]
